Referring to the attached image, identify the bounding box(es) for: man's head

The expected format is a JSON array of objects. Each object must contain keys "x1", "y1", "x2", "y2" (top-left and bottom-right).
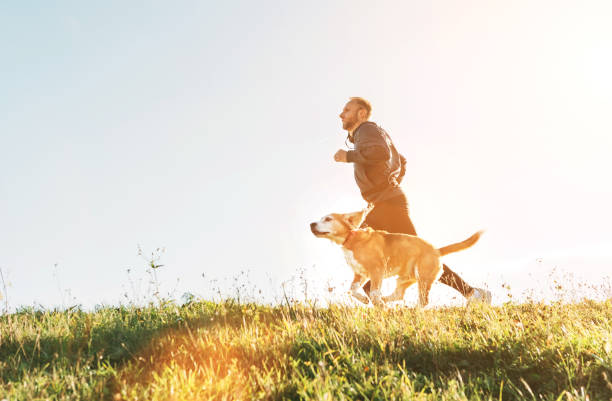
[{"x1": 339, "y1": 97, "x2": 371, "y2": 132}]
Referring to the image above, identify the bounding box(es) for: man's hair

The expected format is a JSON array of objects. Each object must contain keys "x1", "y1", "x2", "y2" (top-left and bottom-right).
[{"x1": 349, "y1": 97, "x2": 372, "y2": 120}]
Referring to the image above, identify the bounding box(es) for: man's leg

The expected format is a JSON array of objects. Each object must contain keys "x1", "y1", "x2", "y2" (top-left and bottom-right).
[{"x1": 438, "y1": 264, "x2": 473, "y2": 298}]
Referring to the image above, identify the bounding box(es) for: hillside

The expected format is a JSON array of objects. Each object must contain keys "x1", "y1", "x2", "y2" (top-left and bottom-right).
[{"x1": 1, "y1": 300, "x2": 611, "y2": 400}]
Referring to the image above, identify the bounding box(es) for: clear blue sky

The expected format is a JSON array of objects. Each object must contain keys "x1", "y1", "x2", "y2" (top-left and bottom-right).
[{"x1": 2, "y1": 1, "x2": 611, "y2": 309}]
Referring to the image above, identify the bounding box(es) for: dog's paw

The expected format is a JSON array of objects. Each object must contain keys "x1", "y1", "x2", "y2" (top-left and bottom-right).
[
  {"x1": 350, "y1": 292, "x2": 370, "y2": 304},
  {"x1": 369, "y1": 290, "x2": 384, "y2": 306}
]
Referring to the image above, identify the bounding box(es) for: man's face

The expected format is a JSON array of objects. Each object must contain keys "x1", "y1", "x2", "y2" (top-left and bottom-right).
[{"x1": 339, "y1": 100, "x2": 363, "y2": 131}]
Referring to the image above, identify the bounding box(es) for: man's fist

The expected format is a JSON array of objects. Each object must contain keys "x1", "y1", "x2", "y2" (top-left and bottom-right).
[{"x1": 334, "y1": 149, "x2": 348, "y2": 163}]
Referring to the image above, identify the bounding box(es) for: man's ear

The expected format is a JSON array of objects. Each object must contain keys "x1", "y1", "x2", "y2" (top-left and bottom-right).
[{"x1": 357, "y1": 108, "x2": 366, "y2": 121}]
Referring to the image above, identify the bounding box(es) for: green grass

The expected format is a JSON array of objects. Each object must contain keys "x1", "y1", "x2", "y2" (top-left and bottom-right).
[{"x1": 1, "y1": 300, "x2": 611, "y2": 400}]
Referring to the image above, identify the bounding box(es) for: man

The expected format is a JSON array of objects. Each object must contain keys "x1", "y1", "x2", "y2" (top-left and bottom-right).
[{"x1": 333, "y1": 97, "x2": 491, "y2": 304}]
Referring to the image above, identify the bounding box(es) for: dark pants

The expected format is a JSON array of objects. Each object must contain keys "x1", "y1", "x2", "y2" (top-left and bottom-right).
[{"x1": 360, "y1": 193, "x2": 473, "y2": 298}]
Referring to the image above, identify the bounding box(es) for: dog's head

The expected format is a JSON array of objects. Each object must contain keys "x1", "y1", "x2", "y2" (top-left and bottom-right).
[{"x1": 310, "y1": 208, "x2": 371, "y2": 243}]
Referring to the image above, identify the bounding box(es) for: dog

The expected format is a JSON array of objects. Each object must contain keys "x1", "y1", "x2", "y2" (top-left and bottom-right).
[{"x1": 310, "y1": 209, "x2": 482, "y2": 307}]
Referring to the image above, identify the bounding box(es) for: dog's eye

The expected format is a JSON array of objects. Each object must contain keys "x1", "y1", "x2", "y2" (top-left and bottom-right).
[{"x1": 324, "y1": 217, "x2": 331, "y2": 222}]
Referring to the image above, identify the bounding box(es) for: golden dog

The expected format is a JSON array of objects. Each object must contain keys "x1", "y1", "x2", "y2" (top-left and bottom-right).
[{"x1": 310, "y1": 209, "x2": 482, "y2": 307}]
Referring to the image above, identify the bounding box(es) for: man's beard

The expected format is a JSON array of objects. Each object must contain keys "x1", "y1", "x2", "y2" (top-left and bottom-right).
[{"x1": 342, "y1": 116, "x2": 359, "y2": 131}]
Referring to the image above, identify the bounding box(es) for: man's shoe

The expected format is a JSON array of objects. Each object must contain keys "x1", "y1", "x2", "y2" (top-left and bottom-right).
[{"x1": 467, "y1": 288, "x2": 492, "y2": 305}]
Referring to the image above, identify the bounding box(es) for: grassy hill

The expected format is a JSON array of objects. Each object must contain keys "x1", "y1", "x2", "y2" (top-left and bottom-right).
[{"x1": 0, "y1": 300, "x2": 611, "y2": 400}]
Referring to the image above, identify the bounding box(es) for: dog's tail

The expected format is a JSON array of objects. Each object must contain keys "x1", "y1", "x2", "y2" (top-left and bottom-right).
[{"x1": 437, "y1": 231, "x2": 483, "y2": 257}]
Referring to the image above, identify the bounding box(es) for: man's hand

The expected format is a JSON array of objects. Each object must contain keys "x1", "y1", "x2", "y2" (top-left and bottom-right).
[{"x1": 334, "y1": 149, "x2": 348, "y2": 163}]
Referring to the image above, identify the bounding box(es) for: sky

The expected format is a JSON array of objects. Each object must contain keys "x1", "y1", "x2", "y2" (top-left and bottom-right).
[{"x1": 1, "y1": 1, "x2": 611, "y2": 310}]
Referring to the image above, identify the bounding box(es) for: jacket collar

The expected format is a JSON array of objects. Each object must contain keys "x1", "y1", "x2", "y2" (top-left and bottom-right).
[{"x1": 348, "y1": 121, "x2": 375, "y2": 143}]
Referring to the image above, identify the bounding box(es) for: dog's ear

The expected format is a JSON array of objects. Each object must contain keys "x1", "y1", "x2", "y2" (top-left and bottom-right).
[
  {"x1": 356, "y1": 204, "x2": 374, "y2": 226},
  {"x1": 346, "y1": 207, "x2": 371, "y2": 228}
]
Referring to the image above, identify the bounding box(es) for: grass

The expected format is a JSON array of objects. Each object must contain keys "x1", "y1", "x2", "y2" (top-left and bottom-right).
[{"x1": 0, "y1": 300, "x2": 611, "y2": 400}]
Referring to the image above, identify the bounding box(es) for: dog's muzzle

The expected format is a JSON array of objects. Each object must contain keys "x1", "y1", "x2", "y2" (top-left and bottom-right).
[{"x1": 310, "y1": 222, "x2": 328, "y2": 236}]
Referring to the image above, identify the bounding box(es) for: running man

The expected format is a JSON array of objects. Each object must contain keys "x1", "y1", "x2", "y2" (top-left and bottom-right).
[{"x1": 333, "y1": 97, "x2": 491, "y2": 304}]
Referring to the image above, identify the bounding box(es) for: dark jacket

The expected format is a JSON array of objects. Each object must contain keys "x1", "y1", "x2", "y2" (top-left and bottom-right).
[{"x1": 346, "y1": 121, "x2": 407, "y2": 203}]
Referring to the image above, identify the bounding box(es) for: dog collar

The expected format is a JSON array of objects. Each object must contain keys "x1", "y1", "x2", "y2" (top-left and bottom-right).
[{"x1": 343, "y1": 230, "x2": 358, "y2": 246}]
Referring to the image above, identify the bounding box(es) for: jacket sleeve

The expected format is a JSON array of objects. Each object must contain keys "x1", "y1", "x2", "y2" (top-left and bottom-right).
[
  {"x1": 346, "y1": 125, "x2": 390, "y2": 164},
  {"x1": 396, "y1": 154, "x2": 407, "y2": 184}
]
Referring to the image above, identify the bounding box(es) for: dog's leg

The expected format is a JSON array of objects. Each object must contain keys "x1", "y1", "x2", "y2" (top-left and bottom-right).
[
  {"x1": 417, "y1": 280, "x2": 433, "y2": 308},
  {"x1": 349, "y1": 274, "x2": 369, "y2": 304},
  {"x1": 383, "y1": 260, "x2": 417, "y2": 303},
  {"x1": 417, "y1": 256, "x2": 443, "y2": 308},
  {"x1": 383, "y1": 279, "x2": 416, "y2": 303},
  {"x1": 368, "y1": 273, "x2": 384, "y2": 306}
]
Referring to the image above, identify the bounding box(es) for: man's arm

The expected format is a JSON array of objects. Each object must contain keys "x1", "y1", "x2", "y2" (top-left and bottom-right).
[
  {"x1": 346, "y1": 146, "x2": 389, "y2": 164},
  {"x1": 345, "y1": 126, "x2": 390, "y2": 164}
]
